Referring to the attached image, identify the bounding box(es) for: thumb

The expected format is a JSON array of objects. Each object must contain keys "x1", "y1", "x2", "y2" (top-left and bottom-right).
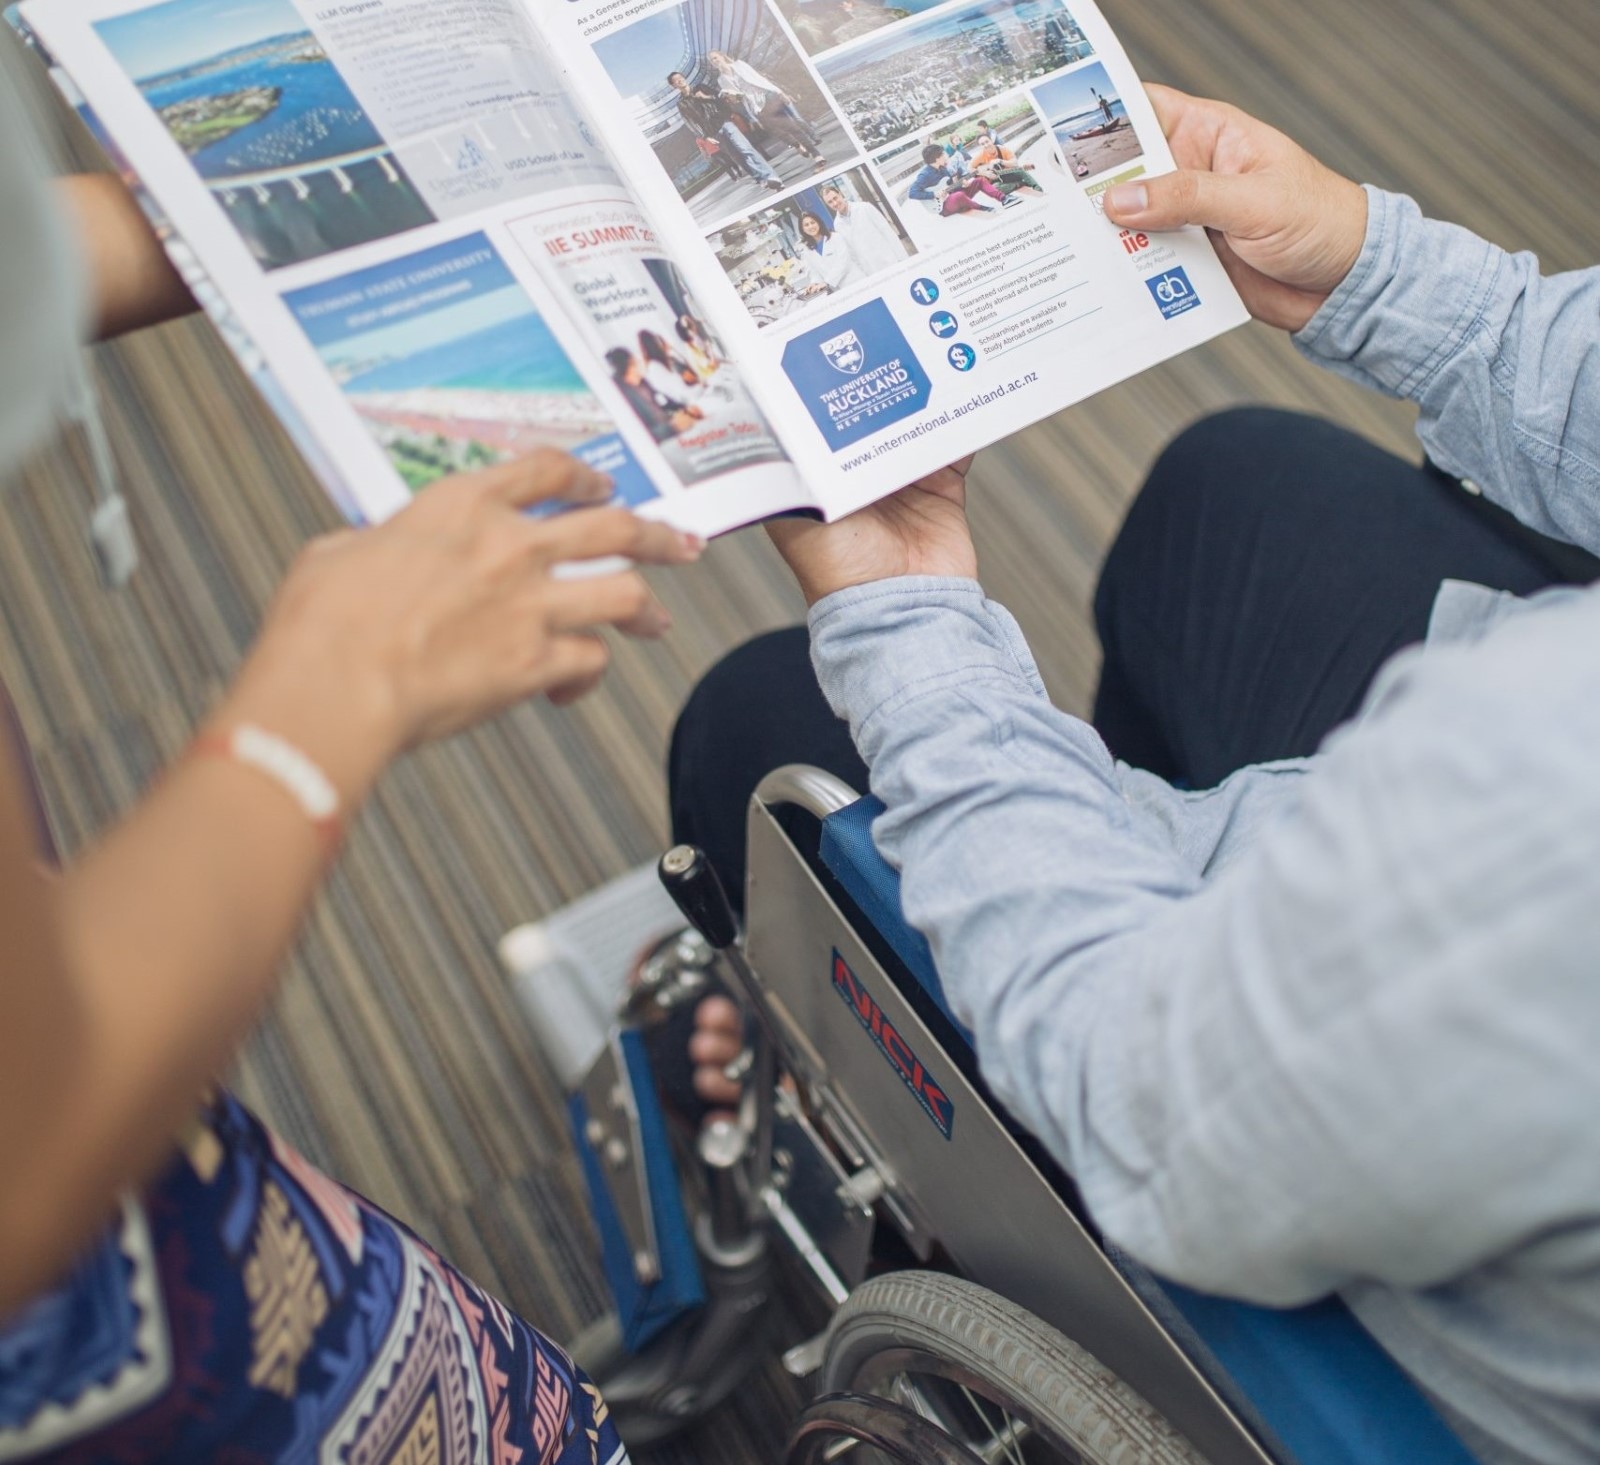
[{"x1": 1104, "y1": 169, "x2": 1277, "y2": 240}]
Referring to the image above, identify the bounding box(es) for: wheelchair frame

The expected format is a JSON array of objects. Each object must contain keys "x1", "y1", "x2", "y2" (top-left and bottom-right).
[
  {"x1": 737, "y1": 767, "x2": 1270, "y2": 1464},
  {"x1": 529, "y1": 766, "x2": 1474, "y2": 1463}
]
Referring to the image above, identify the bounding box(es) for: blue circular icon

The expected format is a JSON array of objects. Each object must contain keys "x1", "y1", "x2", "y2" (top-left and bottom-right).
[
  {"x1": 929, "y1": 310, "x2": 959, "y2": 339},
  {"x1": 947, "y1": 342, "x2": 978, "y2": 372},
  {"x1": 910, "y1": 277, "x2": 941, "y2": 306}
]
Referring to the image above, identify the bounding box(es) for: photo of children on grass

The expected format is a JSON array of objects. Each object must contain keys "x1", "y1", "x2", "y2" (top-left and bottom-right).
[{"x1": 873, "y1": 95, "x2": 1053, "y2": 250}]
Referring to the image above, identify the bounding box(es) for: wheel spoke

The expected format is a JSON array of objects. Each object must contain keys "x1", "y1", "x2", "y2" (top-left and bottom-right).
[
  {"x1": 895, "y1": 1371, "x2": 1053, "y2": 1465},
  {"x1": 894, "y1": 1374, "x2": 985, "y2": 1461},
  {"x1": 959, "y1": 1384, "x2": 1034, "y2": 1465}
]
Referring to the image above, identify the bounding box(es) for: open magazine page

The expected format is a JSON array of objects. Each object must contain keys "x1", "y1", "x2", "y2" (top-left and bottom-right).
[
  {"x1": 542, "y1": 0, "x2": 1250, "y2": 520},
  {"x1": 20, "y1": 0, "x2": 804, "y2": 532}
]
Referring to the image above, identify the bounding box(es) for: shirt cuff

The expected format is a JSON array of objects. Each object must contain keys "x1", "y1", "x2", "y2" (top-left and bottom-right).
[
  {"x1": 808, "y1": 577, "x2": 1050, "y2": 759},
  {"x1": 1292, "y1": 185, "x2": 1394, "y2": 360},
  {"x1": 1293, "y1": 186, "x2": 1503, "y2": 399}
]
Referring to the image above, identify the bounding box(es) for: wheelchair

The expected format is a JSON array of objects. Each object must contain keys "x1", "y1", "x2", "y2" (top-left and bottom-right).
[{"x1": 513, "y1": 766, "x2": 1479, "y2": 1464}]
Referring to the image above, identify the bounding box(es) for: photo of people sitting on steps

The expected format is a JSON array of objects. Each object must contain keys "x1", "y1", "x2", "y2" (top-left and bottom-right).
[{"x1": 594, "y1": 0, "x2": 856, "y2": 228}]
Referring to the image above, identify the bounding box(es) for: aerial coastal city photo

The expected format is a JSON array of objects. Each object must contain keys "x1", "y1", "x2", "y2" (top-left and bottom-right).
[
  {"x1": 816, "y1": 0, "x2": 1093, "y2": 150},
  {"x1": 95, "y1": 0, "x2": 434, "y2": 269}
]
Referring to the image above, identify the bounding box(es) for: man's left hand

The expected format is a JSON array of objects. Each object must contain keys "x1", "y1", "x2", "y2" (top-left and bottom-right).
[{"x1": 767, "y1": 457, "x2": 977, "y2": 606}]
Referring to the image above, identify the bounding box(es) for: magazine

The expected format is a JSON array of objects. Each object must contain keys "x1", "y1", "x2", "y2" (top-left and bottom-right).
[{"x1": 13, "y1": 0, "x2": 1250, "y2": 539}]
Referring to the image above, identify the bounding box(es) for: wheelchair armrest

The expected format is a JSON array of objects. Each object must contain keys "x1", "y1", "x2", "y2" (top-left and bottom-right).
[{"x1": 819, "y1": 797, "x2": 971, "y2": 1044}]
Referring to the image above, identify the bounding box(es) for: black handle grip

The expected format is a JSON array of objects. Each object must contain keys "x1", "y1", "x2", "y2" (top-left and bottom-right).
[{"x1": 658, "y1": 845, "x2": 738, "y2": 951}]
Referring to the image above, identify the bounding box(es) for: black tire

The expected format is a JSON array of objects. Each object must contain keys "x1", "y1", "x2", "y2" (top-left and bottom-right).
[{"x1": 819, "y1": 1271, "x2": 1208, "y2": 1465}]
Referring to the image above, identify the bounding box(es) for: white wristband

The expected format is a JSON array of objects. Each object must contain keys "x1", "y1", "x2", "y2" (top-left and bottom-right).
[{"x1": 195, "y1": 724, "x2": 342, "y2": 843}]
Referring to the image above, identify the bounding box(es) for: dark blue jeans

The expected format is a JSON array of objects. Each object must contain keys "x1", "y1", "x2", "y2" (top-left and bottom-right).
[{"x1": 669, "y1": 408, "x2": 1597, "y2": 899}]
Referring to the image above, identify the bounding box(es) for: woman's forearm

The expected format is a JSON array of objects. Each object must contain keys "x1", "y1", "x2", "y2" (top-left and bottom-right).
[
  {"x1": 57, "y1": 173, "x2": 197, "y2": 340},
  {"x1": 0, "y1": 644, "x2": 390, "y2": 1316}
]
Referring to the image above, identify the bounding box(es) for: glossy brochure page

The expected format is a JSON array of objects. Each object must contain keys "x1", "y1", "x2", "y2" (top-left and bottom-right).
[
  {"x1": 23, "y1": 0, "x2": 811, "y2": 535},
  {"x1": 542, "y1": 0, "x2": 1251, "y2": 521}
]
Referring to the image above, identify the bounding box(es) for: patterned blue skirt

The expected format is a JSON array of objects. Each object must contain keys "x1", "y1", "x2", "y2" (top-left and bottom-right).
[{"x1": 0, "y1": 1091, "x2": 627, "y2": 1465}]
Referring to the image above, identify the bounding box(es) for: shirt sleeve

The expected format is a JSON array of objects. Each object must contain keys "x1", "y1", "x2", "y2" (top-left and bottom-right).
[
  {"x1": 1296, "y1": 187, "x2": 1600, "y2": 551},
  {"x1": 811, "y1": 577, "x2": 1600, "y2": 1305}
]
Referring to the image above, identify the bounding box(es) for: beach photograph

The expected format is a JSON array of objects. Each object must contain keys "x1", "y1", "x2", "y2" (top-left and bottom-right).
[
  {"x1": 95, "y1": 0, "x2": 434, "y2": 270},
  {"x1": 282, "y1": 234, "x2": 618, "y2": 493},
  {"x1": 816, "y1": 0, "x2": 1093, "y2": 151},
  {"x1": 592, "y1": 0, "x2": 855, "y2": 229},
  {"x1": 1034, "y1": 61, "x2": 1147, "y2": 181}
]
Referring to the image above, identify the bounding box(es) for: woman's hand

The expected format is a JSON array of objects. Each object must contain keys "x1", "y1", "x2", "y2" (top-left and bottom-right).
[
  {"x1": 767, "y1": 457, "x2": 977, "y2": 607},
  {"x1": 228, "y1": 449, "x2": 700, "y2": 797},
  {"x1": 1104, "y1": 85, "x2": 1369, "y2": 332}
]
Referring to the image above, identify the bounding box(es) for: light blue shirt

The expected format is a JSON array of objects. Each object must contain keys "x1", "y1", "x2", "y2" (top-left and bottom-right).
[{"x1": 809, "y1": 188, "x2": 1600, "y2": 1465}]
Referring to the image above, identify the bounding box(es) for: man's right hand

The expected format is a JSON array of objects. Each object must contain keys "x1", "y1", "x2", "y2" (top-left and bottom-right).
[{"x1": 1104, "y1": 85, "x2": 1369, "y2": 332}]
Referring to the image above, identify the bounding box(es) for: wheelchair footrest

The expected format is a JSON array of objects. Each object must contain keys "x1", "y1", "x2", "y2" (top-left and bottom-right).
[{"x1": 569, "y1": 1029, "x2": 705, "y2": 1353}]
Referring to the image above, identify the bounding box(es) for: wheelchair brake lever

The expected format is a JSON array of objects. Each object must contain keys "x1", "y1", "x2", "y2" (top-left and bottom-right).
[
  {"x1": 657, "y1": 849, "x2": 786, "y2": 1063},
  {"x1": 658, "y1": 845, "x2": 739, "y2": 950},
  {"x1": 659, "y1": 845, "x2": 782, "y2": 1219}
]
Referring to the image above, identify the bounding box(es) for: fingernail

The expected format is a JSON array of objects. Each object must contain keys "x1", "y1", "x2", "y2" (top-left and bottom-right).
[
  {"x1": 680, "y1": 532, "x2": 705, "y2": 560},
  {"x1": 1106, "y1": 182, "x2": 1148, "y2": 217},
  {"x1": 581, "y1": 469, "x2": 614, "y2": 500},
  {"x1": 651, "y1": 605, "x2": 674, "y2": 634}
]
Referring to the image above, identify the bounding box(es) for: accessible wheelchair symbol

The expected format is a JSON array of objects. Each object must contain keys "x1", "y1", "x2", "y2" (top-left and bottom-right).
[{"x1": 1146, "y1": 267, "x2": 1202, "y2": 320}]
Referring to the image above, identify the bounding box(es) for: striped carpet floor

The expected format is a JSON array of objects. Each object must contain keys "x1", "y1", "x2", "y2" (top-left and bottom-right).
[{"x1": 4, "y1": 0, "x2": 1596, "y2": 1458}]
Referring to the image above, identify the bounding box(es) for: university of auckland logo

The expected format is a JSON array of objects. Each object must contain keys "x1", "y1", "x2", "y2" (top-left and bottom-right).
[{"x1": 821, "y1": 329, "x2": 866, "y2": 375}]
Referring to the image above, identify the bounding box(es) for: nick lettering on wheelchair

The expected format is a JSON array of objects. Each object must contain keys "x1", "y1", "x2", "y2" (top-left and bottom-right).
[
  {"x1": 657, "y1": 97, "x2": 1600, "y2": 1463},
  {"x1": 831, "y1": 948, "x2": 955, "y2": 1139}
]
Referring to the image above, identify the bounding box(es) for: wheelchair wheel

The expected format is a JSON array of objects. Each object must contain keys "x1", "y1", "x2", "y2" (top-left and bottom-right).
[{"x1": 814, "y1": 1271, "x2": 1207, "y2": 1464}]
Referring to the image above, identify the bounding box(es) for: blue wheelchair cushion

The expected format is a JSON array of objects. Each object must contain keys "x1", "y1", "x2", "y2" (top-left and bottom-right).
[{"x1": 818, "y1": 796, "x2": 1477, "y2": 1465}]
